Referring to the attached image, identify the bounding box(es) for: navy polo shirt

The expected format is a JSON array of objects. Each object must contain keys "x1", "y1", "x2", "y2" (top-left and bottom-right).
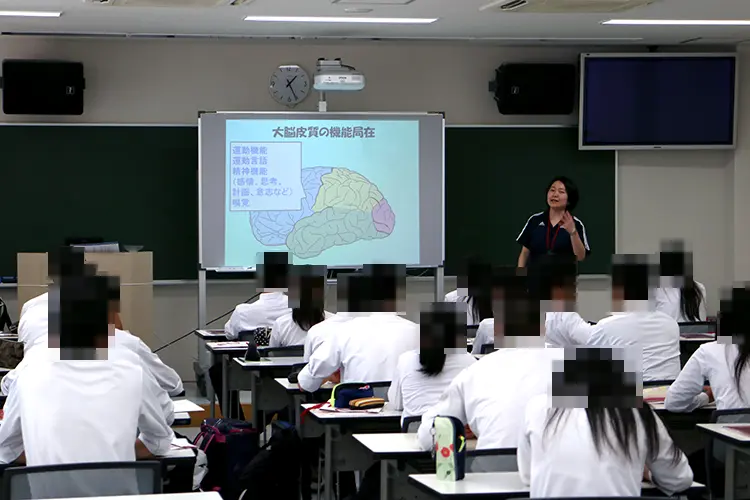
[{"x1": 516, "y1": 211, "x2": 591, "y2": 266}]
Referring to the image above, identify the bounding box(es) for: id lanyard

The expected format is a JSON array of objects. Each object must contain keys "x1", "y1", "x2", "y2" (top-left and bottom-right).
[{"x1": 546, "y1": 215, "x2": 561, "y2": 254}]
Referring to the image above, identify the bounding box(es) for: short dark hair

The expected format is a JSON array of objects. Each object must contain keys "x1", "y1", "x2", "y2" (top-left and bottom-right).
[
  {"x1": 611, "y1": 255, "x2": 653, "y2": 301},
  {"x1": 536, "y1": 254, "x2": 578, "y2": 301},
  {"x1": 546, "y1": 176, "x2": 580, "y2": 212},
  {"x1": 59, "y1": 274, "x2": 119, "y2": 349}
]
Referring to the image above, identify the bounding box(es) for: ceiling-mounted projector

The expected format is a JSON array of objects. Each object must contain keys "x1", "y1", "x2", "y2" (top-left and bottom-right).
[{"x1": 314, "y1": 58, "x2": 365, "y2": 92}]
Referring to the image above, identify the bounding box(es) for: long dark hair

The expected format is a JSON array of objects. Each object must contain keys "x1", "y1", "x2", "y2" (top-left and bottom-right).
[
  {"x1": 719, "y1": 288, "x2": 750, "y2": 393},
  {"x1": 545, "y1": 347, "x2": 681, "y2": 464},
  {"x1": 291, "y1": 273, "x2": 326, "y2": 332},
  {"x1": 466, "y1": 260, "x2": 493, "y2": 324},
  {"x1": 659, "y1": 244, "x2": 703, "y2": 322},
  {"x1": 419, "y1": 303, "x2": 462, "y2": 376},
  {"x1": 680, "y1": 277, "x2": 704, "y2": 322}
]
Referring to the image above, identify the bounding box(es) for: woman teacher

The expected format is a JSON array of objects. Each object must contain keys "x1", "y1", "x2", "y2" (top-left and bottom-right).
[{"x1": 517, "y1": 176, "x2": 590, "y2": 270}]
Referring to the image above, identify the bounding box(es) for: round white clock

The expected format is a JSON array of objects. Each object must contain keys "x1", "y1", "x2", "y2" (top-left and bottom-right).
[{"x1": 269, "y1": 65, "x2": 311, "y2": 106}]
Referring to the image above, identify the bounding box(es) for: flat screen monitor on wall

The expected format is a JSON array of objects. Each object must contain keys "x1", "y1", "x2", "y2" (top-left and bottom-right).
[{"x1": 579, "y1": 53, "x2": 737, "y2": 150}]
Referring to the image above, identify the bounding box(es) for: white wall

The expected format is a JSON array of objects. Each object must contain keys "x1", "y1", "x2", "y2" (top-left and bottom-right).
[{"x1": 0, "y1": 36, "x2": 739, "y2": 380}]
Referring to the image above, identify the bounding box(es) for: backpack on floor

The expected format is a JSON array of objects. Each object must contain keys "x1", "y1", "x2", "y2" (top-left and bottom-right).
[
  {"x1": 194, "y1": 418, "x2": 260, "y2": 500},
  {"x1": 238, "y1": 420, "x2": 303, "y2": 500}
]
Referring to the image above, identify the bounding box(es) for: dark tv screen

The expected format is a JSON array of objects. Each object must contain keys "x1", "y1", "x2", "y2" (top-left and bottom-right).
[{"x1": 580, "y1": 55, "x2": 736, "y2": 149}]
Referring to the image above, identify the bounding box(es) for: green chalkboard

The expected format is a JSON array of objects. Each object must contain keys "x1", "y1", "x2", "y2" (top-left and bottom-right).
[
  {"x1": 444, "y1": 127, "x2": 615, "y2": 275},
  {"x1": 0, "y1": 125, "x2": 614, "y2": 280},
  {"x1": 0, "y1": 125, "x2": 199, "y2": 280}
]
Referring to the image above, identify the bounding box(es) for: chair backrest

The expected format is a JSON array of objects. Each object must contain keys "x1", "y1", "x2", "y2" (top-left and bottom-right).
[
  {"x1": 678, "y1": 321, "x2": 716, "y2": 335},
  {"x1": 643, "y1": 379, "x2": 675, "y2": 388},
  {"x1": 401, "y1": 415, "x2": 422, "y2": 433},
  {"x1": 2, "y1": 461, "x2": 162, "y2": 500},
  {"x1": 710, "y1": 408, "x2": 750, "y2": 424},
  {"x1": 480, "y1": 344, "x2": 495, "y2": 355},
  {"x1": 368, "y1": 381, "x2": 391, "y2": 399},
  {"x1": 260, "y1": 346, "x2": 304, "y2": 358}
]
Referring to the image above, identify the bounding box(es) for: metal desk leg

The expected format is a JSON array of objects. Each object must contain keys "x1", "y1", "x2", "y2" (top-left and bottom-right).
[
  {"x1": 294, "y1": 394, "x2": 302, "y2": 430},
  {"x1": 209, "y1": 348, "x2": 216, "y2": 419},
  {"x1": 221, "y1": 355, "x2": 229, "y2": 419},
  {"x1": 380, "y1": 459, "x2": 391, "y2": 500},
  {"x1": 726, "y1": 446, "x2": 737, "y2": 500},
  {"x1": 250, "y1": 372, "x2": 258, "y2": 428},
  {"x1": 324, "y1": 425, "x2": 332, "y2": 500}
]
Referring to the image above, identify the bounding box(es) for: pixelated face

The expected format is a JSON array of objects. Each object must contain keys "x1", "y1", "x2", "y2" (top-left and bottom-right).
[
  {"x1": 256, "y1": 252, "x2": 291, "y2": 291},
  {"x1": 551, "y1": 347, "x2": 642, "y2": 408},
  {"x1": 547, "y1": 180, "x2": 568, "y2": 210},
  {"x1": 420, "y1": 302, "x2": 467, "y2": 352}
]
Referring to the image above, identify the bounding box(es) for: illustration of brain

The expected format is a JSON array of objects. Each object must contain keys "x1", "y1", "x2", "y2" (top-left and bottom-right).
[{"x1": 248, "y1": 167, "x2": 395, "y2": 259}]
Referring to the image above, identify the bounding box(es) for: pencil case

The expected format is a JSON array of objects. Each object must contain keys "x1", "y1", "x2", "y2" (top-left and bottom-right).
[
  {"x1": 349, "y1": 397, "x2": 385, "y2": 410},
  {"x1": 434, "y1": 415, "x2": 466, "y2": 481}
]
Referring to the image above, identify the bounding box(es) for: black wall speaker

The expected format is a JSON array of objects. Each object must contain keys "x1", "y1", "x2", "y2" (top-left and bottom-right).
[
  {"x1": 490, "y1": 63, "x2": 576, "y2": 115},
  {"x1": 2, "y1": 60, "x2": 85, "y2": 115}
]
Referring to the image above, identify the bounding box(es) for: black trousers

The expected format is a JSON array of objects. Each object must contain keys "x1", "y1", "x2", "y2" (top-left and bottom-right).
[{"x1": 208, "y1": 361, "x2": 246, "y2": 421}]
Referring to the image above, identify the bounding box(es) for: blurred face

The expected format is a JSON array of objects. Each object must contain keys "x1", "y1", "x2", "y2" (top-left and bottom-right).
[{"x1": 547, "y1": 180, "x2": 569, "y2": 211}]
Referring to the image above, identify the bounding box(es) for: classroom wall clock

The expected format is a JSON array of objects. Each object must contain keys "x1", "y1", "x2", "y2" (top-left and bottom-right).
[{"x1": 269, "y1": 64, "x2": 311, "y2": 107}]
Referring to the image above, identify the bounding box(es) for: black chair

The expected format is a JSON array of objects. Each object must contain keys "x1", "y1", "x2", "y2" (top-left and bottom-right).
[
  {"x1": 704, "y1": 408, "x2": 750, "y2": 499},
  {"x1": 260, "y1": 345, "x2": 304, "y2": 358},
  {"x1": 2, "y1": 461, "x2": 162, "y2": 499},
  {"x1": 480, "y1": 344, "x2": 495, "y2": 355},
  {"x1": 678, "y1": 321, "x2": 717, "y2": 336},
  {"x1": 401, "y1": 415, "x2": 422, "y2": 433},
  {"x1": 643, "y1": 379, "x2": 675, "y2": 388},
  {"x1": 368, "y1": 381, "x2": 391, "y2": 400}
]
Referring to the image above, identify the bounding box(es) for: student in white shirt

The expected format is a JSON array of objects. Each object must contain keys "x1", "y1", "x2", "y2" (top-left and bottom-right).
[
  {"x1": 3, "y1": 282, "x2": 179, "y2": 424},
  {"x1": 587, "y1": 255, "x2": 681, "y2": 382},
  {"x1": 472, "y1": 258, "x2": 592, "y2": 353},
  {"x1": 665, "y1": 287, "x2": 750, "y2": 412},
  {"x1": 303, "y1": 272, "x2": 367, "y2": 362},
  {"x1": 269, "y1": 267, "x2": 332, "y2": 348},
  {"x1": 389, "y1": 302, "x2": 476, "y2": 425},
  {"x1": 212, "y1": 252, "x2": 292, "y2": 418},
  {"x1": 0, "y1": 273, "x2": 173, "y2": 498},
  {"x1": 518, "y1": 347, "x2": 693, "y2": 498},
  {"x1": 654, "y1": 243, "x2": 707, "y2": 323},
  {"x1": 418, "y1": 268, "x2": 562, "y2": 458},
  {"x1": 298, "y1": 264, "x2": 419, "y2": 392},
  {"x1": 445, "y1": 258, "x2": 493, "y2": 326}
]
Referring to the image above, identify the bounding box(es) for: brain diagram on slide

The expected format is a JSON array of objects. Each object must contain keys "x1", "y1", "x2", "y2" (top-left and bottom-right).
[
  {"x1": 250, "y1": 166, "x2": 396, "y2": 258},
  {"x1": 229, "y1": 141, "x2": 397, "y2": 259}
]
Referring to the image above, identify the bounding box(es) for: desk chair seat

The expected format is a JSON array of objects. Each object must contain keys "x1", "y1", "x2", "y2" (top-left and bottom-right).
[{"x1": 2, "y1": 461, "x2": 162, "y2": 499}]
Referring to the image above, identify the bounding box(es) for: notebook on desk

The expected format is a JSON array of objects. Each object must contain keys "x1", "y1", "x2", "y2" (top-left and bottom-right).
[
  {"x1": 726, "y1": 426, "x2": 750, "y2": 438},
  {"x1": 643, "y1": 386, "x2": 668, "y2": 403}
]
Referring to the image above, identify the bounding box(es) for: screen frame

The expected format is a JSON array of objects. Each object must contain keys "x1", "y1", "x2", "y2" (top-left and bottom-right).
[
  {"x1": 197, "y1": 111, "x2": 446, "y2": 272},
  {"x1": 578, "y1": 52, "x2": 739, "y2": 151}
]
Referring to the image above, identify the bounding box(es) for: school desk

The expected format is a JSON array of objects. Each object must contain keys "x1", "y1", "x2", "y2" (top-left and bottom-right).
[
  {"x1": 301, "y1": 403, "x2": 402, "y2": 500},
  {"x1": 274, "y1": 378, "x2": 333, "y2": 429},
  {"x1": 56, "y1": 494, "x2": 219, "y2": 500},
  {"x1": 205, "y1": 340, "x2": 249, "y2": 418},
  {"x1": 233, "y1": 356, "x2": 306, "y2": 429},
  {"x1": 697, "y1": 423, "x2": 750, "y2": 500},
  {"x1": 194, "y1": 330, "x2": 229, "y2": 417},
  {"x1": 354, "y1": 433, "x2": 514, "y2": 500},
  {"x1": 173, "y1": 412, "x2": 191, "y2": 426},
  {"x1": 408, "y1": 472, "x2": 706, "y2": 500}
]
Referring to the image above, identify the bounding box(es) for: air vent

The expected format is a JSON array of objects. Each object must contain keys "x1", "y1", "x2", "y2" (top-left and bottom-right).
[
  {"x1": 480, "y1": 0, "x2": 655, "y2": 13},
  {"x1": 332, "y1": 0, "x2": 414, "y2": 4},
  {"x1": 85, "y1": 0, "x2": 253, "y2": 6}
]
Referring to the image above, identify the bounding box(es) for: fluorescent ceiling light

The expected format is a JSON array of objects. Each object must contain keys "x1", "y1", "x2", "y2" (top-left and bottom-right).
[
  {"x1": 603, "y1": 19, "x2": 750, "y2": 26},
  {"x1": 244, "y1": 15, "x2": 437, "y2": 24},
  {"x1": 0, "y1": 10, "x2": 61, "y2": 18}
]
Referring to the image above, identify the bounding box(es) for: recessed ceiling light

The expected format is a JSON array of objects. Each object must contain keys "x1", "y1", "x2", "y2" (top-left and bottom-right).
[
  {"x1": 603, "y1": 19, "x2": 750, "y2": 26},
  {"x1": 243, "y1": 15, "x2": 437, "y2": 24},
  {"x1": 0, "y1": 10, "x2": 62, "y2": 18}
]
